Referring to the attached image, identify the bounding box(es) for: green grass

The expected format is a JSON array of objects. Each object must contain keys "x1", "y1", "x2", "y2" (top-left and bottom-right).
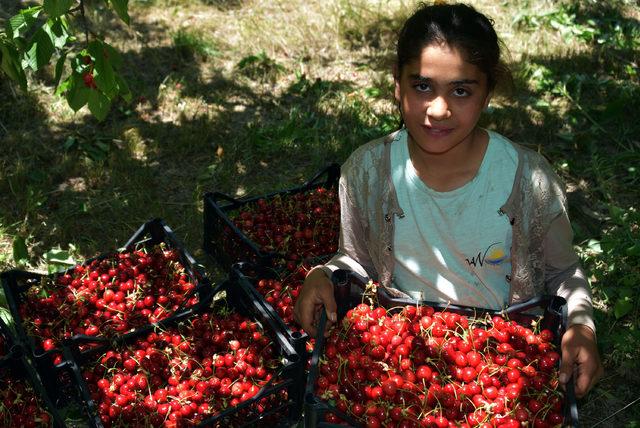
[
  {"x1": 0, "y1": 0, "x2": 639, "y2": 425},
  {"x1": 172, "y1": 28, "x2": 220, "y2": 60}
]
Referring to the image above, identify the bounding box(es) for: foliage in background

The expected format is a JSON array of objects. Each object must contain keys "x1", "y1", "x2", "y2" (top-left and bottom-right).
[
  {"x1": 172, "y1": 28, "x2": 219, "y2": 61},
  {"x1": 0, "y1": 0, "x2": 132, "y2": 120},
  {"x1": 236, "y1": 51, "x2": 286, "y2": 83}
]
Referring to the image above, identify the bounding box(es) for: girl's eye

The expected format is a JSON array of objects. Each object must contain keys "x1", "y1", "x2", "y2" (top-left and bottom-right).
[
  {"x1": 453, "y1": 87, "x2": 470, "y2": 97},
  {"x1": 414, "y1": 82, "x2": 431, "y2": 92}
]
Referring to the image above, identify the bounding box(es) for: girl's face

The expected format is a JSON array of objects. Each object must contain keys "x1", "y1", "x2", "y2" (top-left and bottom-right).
[{"x1": 395, "y1": 42, "x2": 492, "y2": 156}]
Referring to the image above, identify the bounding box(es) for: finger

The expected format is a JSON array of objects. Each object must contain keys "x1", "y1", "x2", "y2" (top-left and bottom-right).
[
  {"x1": 574, "y1": 358, "x2": 601, "y2": 398},
  {"x1": 312, "y1": 305, "x2": 334, "y2": 338},
  {"x1": 317, "y1": 281, "x2": 337, "y2": 324},
  {"x1": 323, "y1": 318, "x2": 336, "y2": 338},
  {"x1": 299, "y1": 303, "x2": 322, "y2": 338},
  {"x1": 293, "y1": 300, "x2": 311, "y2": 329},
  {"x1": 574, "y1": 370, "x2": 588, "y2": 399},
  {"x1": 587, "y1": 364, "x2": 604, "y2": 395},
  {"x1": 558, "y1": 348, "x2": 576, "y2": 386},
  {"x1": 293, "y1": 301, "x2": 302, "y2": 325}
]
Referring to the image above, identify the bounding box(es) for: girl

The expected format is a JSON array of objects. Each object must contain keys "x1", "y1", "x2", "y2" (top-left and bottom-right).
[{"x1": 294, "y1": 2, "x2": 602, "y2": 399}]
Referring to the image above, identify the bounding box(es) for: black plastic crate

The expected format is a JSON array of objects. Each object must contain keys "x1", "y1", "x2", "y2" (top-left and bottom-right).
[
  {"x1": 0, "y1": 218, "x2": 214, "y2": 371},
  {"x1": 0, "y1": 335, "x2": 69, "y2": 428},
  {"x1": 203, "y1": 163, "x2": 340, "y2": 271},
  {"x1": 231, "y1": 261, "x2": 317, "y2": 358},
  {"x1": 304, "y1": 269, "x2": 579, "y2": 428},
  {"x1": 58, "y1": 278, "x2": 304, "y2": 428},
  {"x1": 0, "y1": 316, "x2": 17, "y2": 364}
]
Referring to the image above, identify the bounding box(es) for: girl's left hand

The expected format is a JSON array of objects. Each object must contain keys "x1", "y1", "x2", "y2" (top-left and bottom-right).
[{"x1": 559, "y1": 324, "x2": 604, "y2": 398}]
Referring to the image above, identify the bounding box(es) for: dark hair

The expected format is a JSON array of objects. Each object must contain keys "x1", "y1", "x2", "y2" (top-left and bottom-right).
[{"x1": 396, "y1": 2, "x2": 512, "y2": 92}]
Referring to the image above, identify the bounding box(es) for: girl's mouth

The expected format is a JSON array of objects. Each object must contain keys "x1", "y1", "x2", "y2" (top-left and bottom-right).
[{"x1": 422, "y1": 125, "x2": 453, "y2": 137}]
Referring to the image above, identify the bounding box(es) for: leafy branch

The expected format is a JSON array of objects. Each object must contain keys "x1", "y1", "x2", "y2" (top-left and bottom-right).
[{"x1": 0, "y1": 0, "x2": 132, "y2": 121}]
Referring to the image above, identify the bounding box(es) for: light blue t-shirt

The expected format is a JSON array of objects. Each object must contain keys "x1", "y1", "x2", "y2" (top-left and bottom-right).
[{"x1": 391, "y1": 130, "x2": 518, "y2": 310}]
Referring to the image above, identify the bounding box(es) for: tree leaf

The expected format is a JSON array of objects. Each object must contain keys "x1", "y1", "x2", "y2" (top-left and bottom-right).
[
  {"x1": 0, "y1": 306, "x2": 14, "y2": 330},
  {"x1": 66, "y1": 74, "x2": 91, "y2": 111},
  {"x1": 626, "y1": 243, "x2": 640, "y2": 257},
  {"x1": 109, "y1": 0, "x2": 130, "y2": 25},
  {"x1": 608, "y1": 204, "x2": 626, "y2": 225},
  {"x1": 89, "y1": 40, "x2": 118, "y2": 98},
  {"x1": 12, "y1": 236, "x2": 29, "y2": 266},
  {"x1": 115, "y1": 73, "x2": 131, "y2": 102},
  {"x1": 44, "y1": 17, "x2": 70, "y2": 49},
  {"x1": 87, "y1": 89, "x2": 112, "y2": 121},
  {"x1": 21, "y1": 40, "x2": 38, "y2": 70},
  {"x1": 62, "y1": 136, "x2": 77, "y2": 150},
  {"x1": 0, "y1": 41, "x2": 28, "y2": 89},
  {"x1": 53, "y1": 51, "x2": 67, "y2": 89},
  {"x1": 23, "y1": 27, "x2": 55, "y2": 71},
  {"x1": 43, "y1": 248, "x2": 75, "y2": 265},
  {"x1": 55, "y1": 74, "x2": 71, "y2": 96},
  {"x1": 43, "y1": 0, "x2": 75, "y2": 18},
  {"x1": 43, "y1": 248, "x2": 76, "y2": 273},
  {"x1": 618, "y1": 287, "x2": 635, "y2": 300},
  {"x1": 614, "y1": 298, "x2": 633, "y2": 319},
  {"x1": 6, "y1": 7, "x2": 42, "y2": 39},
  {"x1": 103, "y1": 43, "x2": 123, "y2": 69},
  {"x1": 586, "y1": 239, "x2": 602, "y2": 254}
]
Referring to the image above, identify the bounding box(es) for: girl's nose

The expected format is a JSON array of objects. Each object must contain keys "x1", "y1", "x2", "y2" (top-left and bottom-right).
[{"x1": 426, "y1": 96, "x2": 450, "y2": 120}]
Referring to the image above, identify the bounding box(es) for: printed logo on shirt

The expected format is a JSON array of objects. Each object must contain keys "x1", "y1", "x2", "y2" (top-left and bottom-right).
[{"x1": 465, "y1": 242, "x2": 507, "y2": 268}]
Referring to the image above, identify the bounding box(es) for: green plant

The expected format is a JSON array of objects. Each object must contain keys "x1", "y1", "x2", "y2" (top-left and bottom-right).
[
  {"x1": 172, "y1": 28, "x2": 219, "y2": 60},
  {"x1": 63, "y1": 134, "x2": 113, "y2": 162},
  {"x1": 236, "y1": 51, "x2": 285, "y2": 82},
  {"x1": 12, "y1": 235, "x2": 29, "y2": 268},
  {"x1": 42, "y1": 244, "x2": 77, "y2": 273},
  {"x1": 514, "y1": 3, "x2": 640, "y2": 50},
  {"x1": 0, "y1": 0, "x2": 132, "y2": 120}
]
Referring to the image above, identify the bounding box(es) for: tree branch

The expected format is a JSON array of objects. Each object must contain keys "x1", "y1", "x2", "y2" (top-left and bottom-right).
[{"x1": 79, "y1": 0, "x2": 89, "y2": 45}]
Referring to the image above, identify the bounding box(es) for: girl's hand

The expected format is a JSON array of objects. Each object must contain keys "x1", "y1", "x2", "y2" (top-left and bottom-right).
[
  {"x1": 559, "y1": 324, "x2": 604, "y2": 398},
  {"x1": 293, "y1": 268, "x2": 337, "y2": 337}
]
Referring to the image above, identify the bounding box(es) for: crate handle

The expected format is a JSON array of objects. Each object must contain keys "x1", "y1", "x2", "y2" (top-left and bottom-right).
[
  {"x1": 565, "y1": 374, "x2": 580, "y2": 427},
  {"x1": 68, "y1": 334, "x2": 111, "y2": 345},
  {"x1": 210, "y1": 191, "x2": 244, "y2": 206},
  {"x1": 305, "y1": 310, "x2": 328, "y2": 398},
  {"x1": 302, "y1": 163, "x2": 340, "y2": 189},
  {"x1": 330, "y1": 270, "x2": 566, "y2": 316},
  {"x1": 503, "y1": 295, "x2": 559, "y2": 316},
  {"x1": 331, "y1": 269, "x2": 369, "y2": 288},
  {"x1": 231, "y1": 261, "x2": 280, "y2": 281},
  {"x1": 304, "y1": 308, "x2": 365, "y2": 428}
]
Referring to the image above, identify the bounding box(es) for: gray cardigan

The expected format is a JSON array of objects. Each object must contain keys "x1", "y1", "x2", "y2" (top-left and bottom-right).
[{"x1": 321, "y1": 129, "x2": 595, "y2": 332}]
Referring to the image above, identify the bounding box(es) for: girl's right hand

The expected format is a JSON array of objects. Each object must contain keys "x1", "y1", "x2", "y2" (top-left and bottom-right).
[{"x1": 293, "y1": 267, "x2": 337, "y2": 337}]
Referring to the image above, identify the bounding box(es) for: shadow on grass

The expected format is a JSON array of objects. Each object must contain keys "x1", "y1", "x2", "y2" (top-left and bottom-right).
[
  {"x1": 0, "y1": 38, "x2": 391, "y2": 272},
  {"x1": 1, "y1": 0, "x2": 636, "y2": 259}
]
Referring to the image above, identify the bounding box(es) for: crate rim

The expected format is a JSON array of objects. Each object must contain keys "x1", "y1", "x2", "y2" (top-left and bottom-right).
[{"x1": 230, "y1": 262, "x2": 311, "y2": 355}]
